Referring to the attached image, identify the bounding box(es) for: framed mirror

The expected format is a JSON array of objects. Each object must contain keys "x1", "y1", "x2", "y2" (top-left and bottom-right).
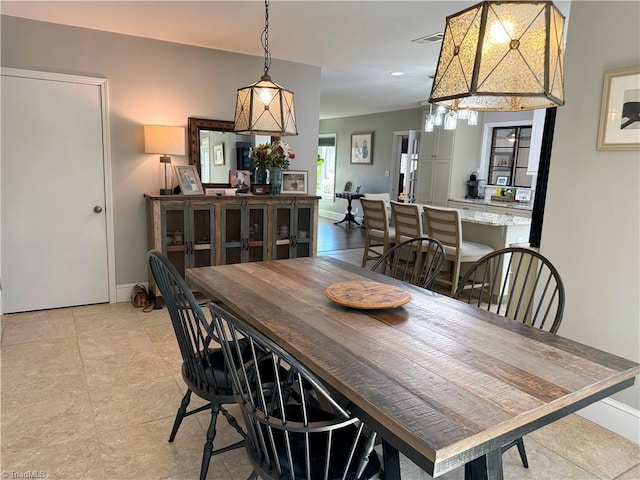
[
  {"x1": 188, "y1": 117, "x2": 235, "y2": 186},
  {"x1": 188, "y1": 117, "x2": 273, "y2": 187}
]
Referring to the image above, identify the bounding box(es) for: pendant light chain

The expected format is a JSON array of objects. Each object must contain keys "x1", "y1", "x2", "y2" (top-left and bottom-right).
[
  {"x1": 233, "y1": 0, "x2": 298, "y2": 136},
  {"x1": 261, "y1": 0, "x2": 271, "y2": 76}
]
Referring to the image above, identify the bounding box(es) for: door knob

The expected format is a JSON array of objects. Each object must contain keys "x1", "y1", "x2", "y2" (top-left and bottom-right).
[{"x1": 94, "y1": 206, "x2": 103, "y2": 213}]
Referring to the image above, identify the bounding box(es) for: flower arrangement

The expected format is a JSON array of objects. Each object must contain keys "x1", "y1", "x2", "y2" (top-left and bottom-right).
[{"x1": 250, "y1": 141, "x2": 296, "y2": 171}]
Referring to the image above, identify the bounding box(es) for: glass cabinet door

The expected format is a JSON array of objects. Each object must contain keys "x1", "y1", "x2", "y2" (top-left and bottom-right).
[
  {"x1": 247, "y1": 204, "x2": 267, "y2": 262},
  {"x1": 294, "y1": 203, "x2": 313, "y2": 258},
  {"x1": 162, "y1": 205, "x2": 188, "y2": 277},
  {"x1": 190, "y1": 205, "x2": 214, "y2": 268},
  {"x1": 222, "y1": 204, "x2": 267, "y2": 264},
  {"x1": 222, "y1": 205, "x2": 243, "y2": 264},
  {"x1": 274, "y1": 205, "x2": 293, "y2": 260}
]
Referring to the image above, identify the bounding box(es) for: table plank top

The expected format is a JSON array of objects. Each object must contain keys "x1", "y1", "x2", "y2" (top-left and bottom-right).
[{"x1": 186, "y1": 256, "x2": 639, "y2": 477}]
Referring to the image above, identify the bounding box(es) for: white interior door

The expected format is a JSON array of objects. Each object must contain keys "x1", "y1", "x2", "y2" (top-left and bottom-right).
[
  {"x1": 403, "y1": 130, "x2": 420, "y2": 203},
  {"x1": 1, "y1": 70, "x2": 113, "y2": 313}
]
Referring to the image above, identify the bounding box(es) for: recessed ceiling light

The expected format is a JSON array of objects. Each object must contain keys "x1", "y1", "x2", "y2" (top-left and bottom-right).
[{"x1": 390, "y1": 71, "x2": 404, "y2": 76}]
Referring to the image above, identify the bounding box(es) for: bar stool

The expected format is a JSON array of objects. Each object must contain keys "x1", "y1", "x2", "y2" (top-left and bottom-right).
[{"x1": 423, "y1": 205, "x2": 493, "y2": 296}]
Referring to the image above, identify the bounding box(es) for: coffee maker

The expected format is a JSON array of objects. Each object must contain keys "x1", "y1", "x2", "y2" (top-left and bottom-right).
[{"x1": 466, "y1": 173, "x2": 479, "y2": 198}]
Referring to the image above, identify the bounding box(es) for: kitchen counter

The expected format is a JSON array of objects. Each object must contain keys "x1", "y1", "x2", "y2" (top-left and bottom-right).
[
  {"x1": 458, "y1": 209, "x2": 532, "y2": 226},
  {"x1": 449, "y1": 197, "x2": 533, "y2": 211}
]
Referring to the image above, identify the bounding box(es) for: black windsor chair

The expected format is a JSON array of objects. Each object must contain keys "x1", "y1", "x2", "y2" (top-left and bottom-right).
[
  {"x1": 370, "y1": 236, "x2": 446, "y2": 290},
  {"x1": 454, "y1": 246, "x2": 566, "y2": 471},
  {"x1": 208, "y1": 302, "x2": 381, "y2": 480},
  {"x1": 147, "y1": 250, "x2": 246, "y2": 480}
]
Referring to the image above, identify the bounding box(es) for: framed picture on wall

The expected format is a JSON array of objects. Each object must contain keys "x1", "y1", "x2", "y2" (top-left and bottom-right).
[
  {"x1": 597, "y1": 66, "x2": 640, "y2": 150},
  {"x1": 176, "y1": 165, "x2": 204, "y2": 195},
  {"x1": 496, "y1": 176, "x2": 509, "y2": 186},
  {"x1": 350, "y1": 132, "x2": 373, "y2": 164},
  {"x1": 213, "y1": 143, "x2": 225, "y2": 165},
  {"x1": 282, "y1": 170, "x2": 307, "y2": 194}
]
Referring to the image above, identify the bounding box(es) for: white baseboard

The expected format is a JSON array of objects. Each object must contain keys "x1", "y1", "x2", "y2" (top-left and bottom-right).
[
  {"x1": 319, "y1": 210, "x2": 343, "y2": 221},
  {"x1": 577, "y1": 397, "x2": 640, "y2": 444},
  {"x1": 116, "y1": 282, "x2": 149, "y2": 304}
]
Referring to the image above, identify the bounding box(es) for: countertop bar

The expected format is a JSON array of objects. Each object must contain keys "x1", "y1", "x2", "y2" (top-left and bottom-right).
[
  {"x1": 449, "y1": 197, "x2": 533, "y2": 211},
  {"x1": 458, "y1": 210, "x2": 532, "y2": 226}
]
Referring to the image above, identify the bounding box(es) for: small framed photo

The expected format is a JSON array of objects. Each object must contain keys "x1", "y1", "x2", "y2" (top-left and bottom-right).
[
  {"x1": 229, "y1": 170, "x2": 251, "y2": 192},
  {"x1": 175, "y1": 165, "x2": 204, "y2": 195},
  {"x1": 350, "y1": 132, "x2": 373, "y2": 164},
  {"x1": 213, "y1": 144, "x2": 225, "y2": 166},
  {"x1": 515, "y1": 189, "x2": 532, "y2": 202},
  {"x1": 251, "y1": 184, "x2": 269, "y2": 195},
  {"x1": 597, "y1": 66, "x2": 640, "y2": 150},
  {"x1": 496, "y1": 176, "x2": 509, "y2": 186},
  {"x1": 282, "y1": 170, "x2": 308, "y2": 194}
]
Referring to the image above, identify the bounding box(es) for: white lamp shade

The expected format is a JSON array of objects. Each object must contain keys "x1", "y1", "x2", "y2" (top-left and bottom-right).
[
  {"x1": 144, "y1": 126, "x2": 186, "y2": 156},
  {"x1": 429, "y1": 1, "x2": 565, "y2": 111}
]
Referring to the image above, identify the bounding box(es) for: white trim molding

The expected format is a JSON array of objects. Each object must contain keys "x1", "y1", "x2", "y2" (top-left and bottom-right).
[
  {"x1": 577, "y1": 397, "x2": 640, "y2": 444},
  {"x1": 117, "y1": 282, "x2": 149, "y2": 304}
]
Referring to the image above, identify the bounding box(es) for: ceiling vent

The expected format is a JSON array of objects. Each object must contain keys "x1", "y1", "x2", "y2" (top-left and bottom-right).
[{"x1": 412, "y1": 32, "x2": 444, "y2": 45}]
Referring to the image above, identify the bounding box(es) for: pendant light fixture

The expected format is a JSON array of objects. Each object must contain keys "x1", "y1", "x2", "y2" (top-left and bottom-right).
[
  {"x1": 429, "y1": 1, "x2": 565, "y2": 111},
  {"x1": 233, "y1": 0, "x2": 298, "y2": 136}
]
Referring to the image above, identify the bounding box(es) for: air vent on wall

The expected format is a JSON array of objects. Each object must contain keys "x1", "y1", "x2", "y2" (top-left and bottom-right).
[{"x1": 412, "y1": 32, "x2": 444, "y2": 44}]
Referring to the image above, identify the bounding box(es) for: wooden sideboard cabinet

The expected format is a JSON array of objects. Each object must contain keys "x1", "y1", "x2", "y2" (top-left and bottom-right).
[{"x1": 145, "y1": 194, "x2": 319, "y2": 297}]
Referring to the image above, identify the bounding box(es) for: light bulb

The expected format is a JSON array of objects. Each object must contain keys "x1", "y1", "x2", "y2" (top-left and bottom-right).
[
  {"x1": 425, "y1": 114, "x2": 435, "y2": 132},
  {"x1": 489, "y1": 20, "x2": 514, "y2": 44},
  {"x1": 258, "y1": 87, "x2": 274, "y2": 106},
  {"x1": 444, "y1": 111, "x2": 458, "y2": 130}
]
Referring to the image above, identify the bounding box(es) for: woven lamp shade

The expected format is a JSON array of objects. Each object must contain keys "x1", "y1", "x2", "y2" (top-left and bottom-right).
[
  {"x1": 429, "y1": 1, "x2": 565, "y2": 111},
  {"x1": 234, "y1": 74, "x2": 298, "y2": 136}
]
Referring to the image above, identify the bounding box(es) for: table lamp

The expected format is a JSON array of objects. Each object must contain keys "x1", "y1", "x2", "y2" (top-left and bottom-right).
[{"x1": 144, "y1": 125, "x2": 186, "y2": 195}]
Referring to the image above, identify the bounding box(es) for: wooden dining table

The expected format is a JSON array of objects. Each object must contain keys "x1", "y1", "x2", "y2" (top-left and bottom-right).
[{"x1": 186, "y1": 256, "x2": 639, "y2": 480}]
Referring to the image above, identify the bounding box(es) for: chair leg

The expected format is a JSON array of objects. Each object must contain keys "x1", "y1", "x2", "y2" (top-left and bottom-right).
[
  {"x1": 362, "y1": 237, "x2": 371, "y2": 267},
  {"x1": 451, "y1": 259, "x2": 462, "y2": 296},
  {"x1": 200, "y1": 402, "x2": 221, "y2": 480},
  {"x1": 515, "y1": 437, "x2": 529, "y2": 468},
  {"x1": 169, "y1": 389, "x2": 192, "y2": 442}
]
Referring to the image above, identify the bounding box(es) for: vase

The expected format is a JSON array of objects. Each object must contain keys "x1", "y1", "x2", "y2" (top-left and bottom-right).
[
  {"x1": 255, "y1": 167, "x2": 268, "y2": 185},
  {"x1": 269, "y1": 168, "x2": 283, "y2": 195}
]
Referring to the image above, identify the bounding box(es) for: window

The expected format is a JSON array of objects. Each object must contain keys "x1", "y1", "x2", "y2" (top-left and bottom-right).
[
  {"x1": 317, "y1": 134, "x2": 336, "y2": 199},
  {"x1": 488, "y1": 126, "x2": 532, "y2": 188}
]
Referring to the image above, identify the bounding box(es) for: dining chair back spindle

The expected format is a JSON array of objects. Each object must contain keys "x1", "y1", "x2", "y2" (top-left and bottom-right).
[
  {"x1": 423, "y1": 205, "x2": 493, "y2": 296},
  {"x1": 370, "y1": 236, "x2": 445, "y2": 290},
  {"x1": 360, "y1": 198, "x2": 396, "y2": 267},
  {"x1": 147, "y1": 250, "x2": 245, "y2": 480},
  {"x1": 208, "y1": 302, "x2": 381, "y2": 480},
  {"x1": 454, "y1": 246, "x2": 566, "y2": 471}
]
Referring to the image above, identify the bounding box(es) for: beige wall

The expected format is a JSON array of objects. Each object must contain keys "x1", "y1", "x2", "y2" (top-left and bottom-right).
[
  {"x1": 542, "y1": 1, "x2": 640, "y2": 409},
  {"x1": 1, "y1": 15, "x2": 321, "y2": 286}
]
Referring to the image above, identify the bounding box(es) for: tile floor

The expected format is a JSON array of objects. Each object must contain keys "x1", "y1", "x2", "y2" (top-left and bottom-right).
[{"x1": 1, "y1": 248, "x2": 639, "y2": 480}]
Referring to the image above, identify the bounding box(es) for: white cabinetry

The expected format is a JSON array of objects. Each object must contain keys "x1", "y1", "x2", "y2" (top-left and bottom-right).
[
  {"x1": 448, "y1": 200, "x2": 486, "y2": 212},
  {"x1": 417, "y1": 159, "x2": 451, "y2": 206},
  {"x1": 416, "y1": 109, "x2": 483, "y2": 206},
  {"x1": 527, "y1": 109, "x2": 546, "y2": 175},
  {"x1": 486, "y1": 205, "x2": 532, "y2": 218}
]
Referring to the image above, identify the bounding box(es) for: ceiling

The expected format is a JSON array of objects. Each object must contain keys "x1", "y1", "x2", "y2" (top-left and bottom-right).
[{"x1": 0, "y1": 0, "x2": 483, "y2": 119}]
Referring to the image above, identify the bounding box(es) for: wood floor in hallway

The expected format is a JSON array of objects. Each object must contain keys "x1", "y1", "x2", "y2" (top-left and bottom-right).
[{"x1": 317, "y1": 215, "x2": 367, "y2": 252}]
